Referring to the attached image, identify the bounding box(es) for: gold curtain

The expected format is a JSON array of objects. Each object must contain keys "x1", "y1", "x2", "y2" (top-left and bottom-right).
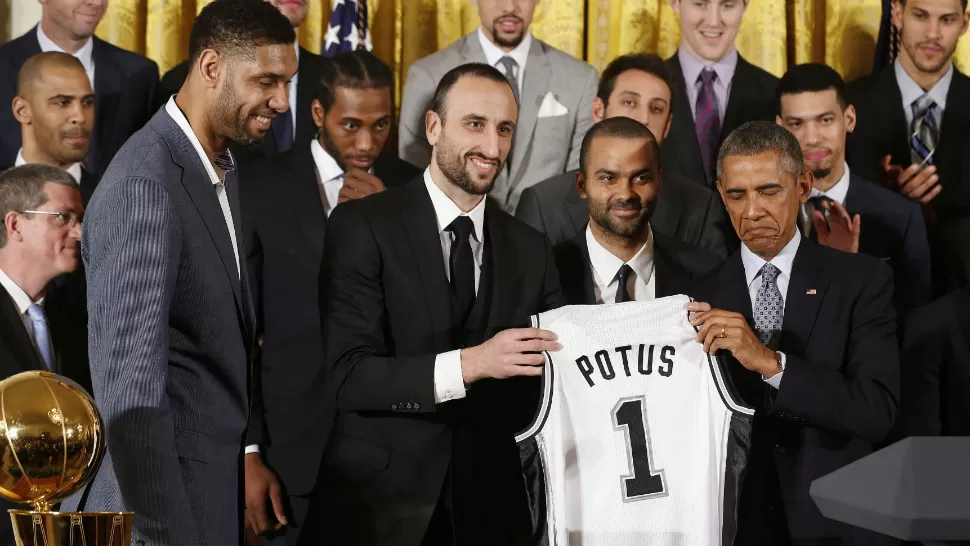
[{"x1": 96, "y1": 0, "x2": 970, "y2": 104}]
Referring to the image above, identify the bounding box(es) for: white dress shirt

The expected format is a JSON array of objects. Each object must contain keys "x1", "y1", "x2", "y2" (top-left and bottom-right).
[
  {"x1": 424, "y1": 168, "x2": 486, "y2": 404},
  {"x1": 0, "y1": 266, "x2": 52, "y2": 364},
  {"x1": 37, "y1": 25, "x2": 95, "y2": 90},
  {"x1": 894, "y1": 57, "x2": 951, "y2": 129},
  {"x1": 164, "y1": 97, "x2": 240, "y2": 276},
  {"x1": 740, "y1": 233, "x2": 801, "y2": 389},
  {"x1": 811, "y1": 162, "x2": 851, "y2": 204},
  {"x1": 477, "y1": 26, "x2": 532, "y2": 95},
  {"x1": 586, "y1": 224, "x2": 656, "y2": 303},
  {"x1": 15, "y1": 149, "x2": 82, "y2": 184},
  {"x1": 310, "y1": 139, "x2": 345, "y2": 217}
]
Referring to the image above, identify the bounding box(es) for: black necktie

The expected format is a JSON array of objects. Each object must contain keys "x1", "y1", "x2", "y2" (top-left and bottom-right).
[
  {"x1": 271, "y1": 111, "x2": 294, "y2": 153},
  {"x1": 801, "y1": 195, "x2": 834, "y2": 240},
  {"x1": 615, "y1": 264, "x2": 634, "y2": 303},
  {"x1": 447, "y1": 216, "x2": 476, "y2": 321}
]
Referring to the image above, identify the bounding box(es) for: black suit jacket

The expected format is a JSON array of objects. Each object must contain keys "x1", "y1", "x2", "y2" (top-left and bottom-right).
[
  {"x1": 843, "y1": 172, "x2": 931, "y2": 317},
  {"x1": 690, "y1": 238, "x2": 899, "y2": 543},
  {"x1": 0, "y1": 280, "x2": 91, "y2": 545},
  {"x1": 303, "y1": 179, "x2": 565, "y2": 546},
  {"x1": 515, "y1": 169, "x2": 735, "y2": 257},
  {"x1": 554, "y1": 228, "x2": 722, "y2": 305},
  {"x1": 158, "y1": 48, "x2": 325, "y2": 165},
  {"x1": 846, "y1": 67, "x2": 970, "y2": 293},
  {"x1": 895, "y1": 288, "x2": 970, "y2": 438},
  {"x1": 241, "y1": 142, "x2": 418, "y2": 499},
  {"x1": 662, "y1": 54, "x2": 779, "y2": 189},
  {"x1": 0, "y1": 27, "x2": 159, "y2": 179}
]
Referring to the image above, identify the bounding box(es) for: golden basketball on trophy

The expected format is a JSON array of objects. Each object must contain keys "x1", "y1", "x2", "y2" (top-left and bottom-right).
[{"x1": 0, "y1": 371, "x2": 132, "y2": 545}]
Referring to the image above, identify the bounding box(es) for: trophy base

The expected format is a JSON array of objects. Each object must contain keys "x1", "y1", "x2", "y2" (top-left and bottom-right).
[{"x1": 9, "y1": 510, "x2": 133, "y2": 546}]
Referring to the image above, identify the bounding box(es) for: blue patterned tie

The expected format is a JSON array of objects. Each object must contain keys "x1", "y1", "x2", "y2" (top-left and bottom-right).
[
  {"x1": 754, "y1": 264, "x2": 783, "y2": 350},
  {"x1": 25, "y1": 303, "x2": 53, "y2": 370},
  {"x1": 910, "y1": 95, "x2": 938, "y2": 166}
]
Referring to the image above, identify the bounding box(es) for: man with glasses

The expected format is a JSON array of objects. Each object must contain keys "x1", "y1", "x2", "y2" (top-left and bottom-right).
[{"x1": 0, "y1": 163, "x2": 89, "y2": 545}]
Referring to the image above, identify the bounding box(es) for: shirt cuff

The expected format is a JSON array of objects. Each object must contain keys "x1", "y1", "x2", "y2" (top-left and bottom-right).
[
  {"x1": 434, "y1": 349, "x2": 467, "y2": 403},
  {"x1": 763, "y1": 352, "x2": 787, "y2": 390},
  {"x1": 244, "y1": 444, "x2": 260, "y2": 454}
]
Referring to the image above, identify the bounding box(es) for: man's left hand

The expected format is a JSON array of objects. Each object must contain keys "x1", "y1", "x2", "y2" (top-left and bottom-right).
[
  {"x1": 338, "y1": 168, "x2": 387, "y2": 203},
  {"x1": 687, "y1": 302, "x2": 780, "y2": 378}
]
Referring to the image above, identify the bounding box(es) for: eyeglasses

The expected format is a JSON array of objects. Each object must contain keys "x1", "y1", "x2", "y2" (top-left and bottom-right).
[{"x1": 19, "y1": 210, "x2": 83, "y2": 228}]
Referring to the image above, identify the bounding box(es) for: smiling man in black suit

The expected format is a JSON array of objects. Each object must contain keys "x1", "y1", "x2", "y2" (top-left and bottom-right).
[
  {"x1": 240, "y1": 49, "x2": 418, "y2": 546},
  {"x1": 689, "y1": 122, "x2": 898, "y2": 545},
  {"x1": 663, "y1": 0, "x2": 779, "y2": 190},
  {"x1": 0, "y1": 0, "x2": 158, "y2": 179},
  {"x1": 776, "y1": 63, "x2": 931, "y2": 318},
  {"x1": 554, "y1": 117, "x2": 722, "y2": 306}
]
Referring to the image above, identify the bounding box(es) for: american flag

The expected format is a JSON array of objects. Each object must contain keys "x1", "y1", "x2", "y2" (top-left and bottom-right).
[{"x1": 323, "y1": 0, "x2": 372, "y2": 57}]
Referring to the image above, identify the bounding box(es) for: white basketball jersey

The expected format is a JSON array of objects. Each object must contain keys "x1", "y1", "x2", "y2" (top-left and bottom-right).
[{"x1": 517, "y1": 295, "x2": 754, "y2": 546}]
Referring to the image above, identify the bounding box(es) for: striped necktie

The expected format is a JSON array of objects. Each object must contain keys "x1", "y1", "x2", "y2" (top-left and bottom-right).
[
  {"x1": 694, "y1": 69, "x2": 721, "y2": 187},
  {"x1": 910, "y1": 94, "x2": 938, "y2": 166}
]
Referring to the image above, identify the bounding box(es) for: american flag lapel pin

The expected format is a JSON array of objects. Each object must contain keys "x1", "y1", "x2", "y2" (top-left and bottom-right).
[{"x1": 806, "y1": 289, "x2": 817, "y2": 295}]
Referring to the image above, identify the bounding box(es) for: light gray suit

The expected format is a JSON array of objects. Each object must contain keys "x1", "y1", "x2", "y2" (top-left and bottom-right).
[
  {"x1": 398, "y1": 32, "x2": 598, "y2": 214},
  {"x1": 63, "y1": 108, "x2": 256, "y2": 546}
]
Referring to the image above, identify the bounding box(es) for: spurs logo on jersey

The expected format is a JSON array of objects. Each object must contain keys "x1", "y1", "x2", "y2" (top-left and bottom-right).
[{"x1": 517, "y1": 295, "x2": 753, "y2": 546}]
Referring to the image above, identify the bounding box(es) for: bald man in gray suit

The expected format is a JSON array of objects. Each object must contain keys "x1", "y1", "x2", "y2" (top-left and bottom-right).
[{"x1": 398, "y1": 0, "x2": 598, "y2": 214}]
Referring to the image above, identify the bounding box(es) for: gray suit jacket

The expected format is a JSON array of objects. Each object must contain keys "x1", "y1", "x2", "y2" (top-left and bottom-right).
[
  {"x1": 398, "y1": 32, "x2": 598, "y2": 214},
  {"x1": 516, "y1": 170, "x2": 735, "y2": 257},
  {"x1": 64, "y1": 108, "x2": 256, "y2": 546}
]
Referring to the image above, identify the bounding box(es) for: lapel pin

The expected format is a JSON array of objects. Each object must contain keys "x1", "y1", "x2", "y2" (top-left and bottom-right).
[{"x1": 806, "y1": 289, "x2": 817, "y2": 295}]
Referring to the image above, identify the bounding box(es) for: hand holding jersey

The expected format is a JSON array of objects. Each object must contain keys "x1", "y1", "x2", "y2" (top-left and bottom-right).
[
  {"x1": 687, "y1": 301, "x2": 782, "y2": 379},
  {"x1": 460, "y1": 328, "x2": 561, "y2": 384}
]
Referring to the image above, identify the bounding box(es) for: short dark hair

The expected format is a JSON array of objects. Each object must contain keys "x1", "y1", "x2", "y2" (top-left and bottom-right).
[
  {"x1": 0, "y1": 164, "x2": 78, "y2": 248},
  {"x1": 597, "y1": 53, "x2": 674, "y2": 110},
  {"x1": 188, "y1": 0, "x2": 296, "y2": 64},
  {"x1": 429, "y1": 63, "x2": 517, "y2": 121},
  {"x1": 579, "y1": 116, "x2": 661, "y2": 174},
  {"x1": 777, "y1": 63, "x2": 848, "y2": 113},
  {"x1": 315, "y1": 50, "x2": 394, "y2": 112},
  {"x1": 895, "y1": 0, "x2": 967, "y2": 11},
  {"x1": 716, "y1": 121, "x2": 804, "y2": 182}
]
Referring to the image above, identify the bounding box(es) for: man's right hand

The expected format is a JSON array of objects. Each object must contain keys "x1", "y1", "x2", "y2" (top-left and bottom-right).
[
  {"x1": 882, "y1": 154, "x2": 942, "y2": 204},
  {"x1": 460, "y1": 328, "x2": 561, "y2": 385},
  {"x1": 244, "y1": 452, "x2": 288, "y2": 536}
]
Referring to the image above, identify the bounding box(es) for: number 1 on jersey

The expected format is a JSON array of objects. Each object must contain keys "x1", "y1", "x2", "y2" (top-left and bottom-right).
[{"x1": 613, "y1": 396, "x2": 668, "y2": 501}]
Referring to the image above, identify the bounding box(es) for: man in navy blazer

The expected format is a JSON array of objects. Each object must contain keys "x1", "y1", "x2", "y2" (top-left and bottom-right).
[
  {"x1": 0, "y1": 0, "x2": 158, "y2": 179},
  {"x1": 775, "y1": 63, "x2": 931, "y2": 318},
  {"x1": 689, "y1": 122, "x2": 898, "y2": 545}
]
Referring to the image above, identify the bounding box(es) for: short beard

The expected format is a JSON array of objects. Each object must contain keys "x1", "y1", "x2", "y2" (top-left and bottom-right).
[
  {"x1": 492, "y1": 17, "x2": 525, "y2": 49},
  {"x1": 811, "y1": 168, "x2": 832, "y2": 181},
  {"x1": 903, "y1": 35, "x2": 956, "y2": 74},
  {"x1": 213, "y1": 64, "x2": 264, "y2": 146},
  {"x1": 435, "y1": 130, "x2": 500, "y2": 196},
  {"x1": 588, "y1": 196, "x2": 652, "y2": 239}
]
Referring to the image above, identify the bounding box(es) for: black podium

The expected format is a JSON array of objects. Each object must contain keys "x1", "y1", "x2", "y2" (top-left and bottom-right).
[{"x1": 811, "y1": 437, "x2": 970, "y2": 544}]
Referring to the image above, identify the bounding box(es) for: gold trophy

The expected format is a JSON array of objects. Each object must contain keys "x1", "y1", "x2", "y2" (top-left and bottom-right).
[{"x1": 0, "y1": 371, "x2": 133, "y2": 545}]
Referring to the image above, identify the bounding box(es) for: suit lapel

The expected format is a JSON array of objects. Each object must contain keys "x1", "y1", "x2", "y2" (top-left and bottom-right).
[
  {"x1": 226, "y1": 166, "x2": 256, "y2": 337},
  {"x1": 564, "y1": 172, "x2": 590, "y2": 234},
  {"x1": 286, "y1": 145, "x2": 328, "y2": 252},
  {"x1": 714, "y1": 253, "x2": 753, "y2": 321},
  {"x1": 399, "y1": 180, "x2": 456, "y2": 344},
  {"x1": 156, "y1": 112, "x2": 246, "y2": 329},
  {"x1": 782, "y1": 240, "x2": 829, "y2": 356},
  {"x1": 295, "y1": 49, "x2": 321, "y2": 147},
  {"x1": 0, "y1": 289, "x2": 41, "y2": 371},
  {"x1": 665, "y1": 55, "x2": 706, "y2": 183},
  {"x1": 653, "y1": 238, "x2": 675, "y2": 298},
  {"x1": 877, "y1": 69, "x2": 911, "y2": 166},
  {"x1": 92, "y1": 39, "x2": 123, "y2": 172},
  {"x1": 509, "y1": 41, "x2": 551, "y2": 185},
  {"x1": 79, "y1": 168, "x2": 98, "y2": 208},
  {"x1": 484, "y1": 204, "x2": 519, "y2": 331},
  {"x1": 721, "y1": 56, "x2": 757, "y2": 140}
]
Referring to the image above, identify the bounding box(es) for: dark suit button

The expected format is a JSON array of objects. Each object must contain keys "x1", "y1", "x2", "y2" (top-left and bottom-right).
[
  {"x1": 774, "y1": 444, "x2": 786, "y2": 453},
  {"x1": 391, "y1": 404, "x2": 398, "y2": 411}
]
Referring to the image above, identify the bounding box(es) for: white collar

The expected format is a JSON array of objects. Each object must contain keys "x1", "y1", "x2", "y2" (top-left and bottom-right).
[
  {"x1": 678, "y1": 43, "x2": 739, "y2": 88},
  {"x1": 894, "y1": 57, "x2": 952, "y2": 112},
  {"x1": 811, "y1": 162, "x2": 850, "y2": 204},
  {"x1": 0, "y1": 266, "x2": 39, "y2": 315},
  {"x1": 310, "y1": 139, "x2": 343, "y2": 182},
  {"x1": 164, "y1": 96, "x2": 232, "y2": 186},
  {"x1": 15, "y1": 148, "x2": 83, "y2": 184},
  {"x1": 476, "y1": 26, "x2": 532, "y2": 74},
  {"x1": 36, "y1": 24, "x2": 94, "y2": 75},
  {"x1": 585, "y1": 223, "x2": 654, "y2": 288},
  {"x1": 423, "y1": 168, "x2": 486, "y2": 243},
  {"x1": 741, "y1": 232, "x2": 801, "y2": 289}
]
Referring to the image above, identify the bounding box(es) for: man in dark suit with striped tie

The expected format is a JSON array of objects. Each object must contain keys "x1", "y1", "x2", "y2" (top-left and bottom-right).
[{"x1": 776, "y1": 63, "x2": 931, "y2": 318}]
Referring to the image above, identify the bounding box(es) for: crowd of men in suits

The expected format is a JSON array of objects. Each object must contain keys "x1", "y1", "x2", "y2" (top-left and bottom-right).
[{"x1": 0, "y1": 0, "x2": 967, "y2": 544}]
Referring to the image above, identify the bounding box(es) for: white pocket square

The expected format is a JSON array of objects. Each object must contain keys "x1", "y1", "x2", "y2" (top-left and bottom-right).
[{"x1": 537, "y1": 92, "x2": 569, "y2": 118}]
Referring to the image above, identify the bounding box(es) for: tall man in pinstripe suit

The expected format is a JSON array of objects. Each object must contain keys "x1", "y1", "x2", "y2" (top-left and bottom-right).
[{"x1": 61, "y1": 2, "x2": 298, "y2": 546}]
